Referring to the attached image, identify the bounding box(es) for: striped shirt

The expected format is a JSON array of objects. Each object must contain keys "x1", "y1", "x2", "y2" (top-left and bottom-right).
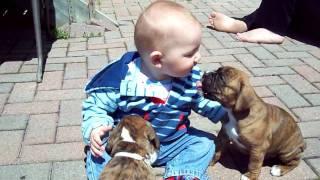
[{"x1": 82, "y1": 52, "x2": 225, "y2": 144}]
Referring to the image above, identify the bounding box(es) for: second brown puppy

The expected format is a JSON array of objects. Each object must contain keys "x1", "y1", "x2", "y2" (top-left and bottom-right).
[
  {"x1": 100, "y1": 115, "x2": 160, "y2": 180},
  {"x1": 201, "y1": 66, "x2": 306, "y2": 180}
]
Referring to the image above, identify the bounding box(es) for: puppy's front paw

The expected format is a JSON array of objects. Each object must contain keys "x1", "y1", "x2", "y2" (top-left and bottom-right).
[
  {"x1": 240, "y1": 174, "x2": 250, "y2": 180},
  {"x1": 271, "y1": 165, "x2": 281, "y2": 176}
]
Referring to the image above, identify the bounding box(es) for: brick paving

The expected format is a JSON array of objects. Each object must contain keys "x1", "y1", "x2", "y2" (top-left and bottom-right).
[{"x1": 0, "y1": 0, "x2": 319, "y2": 179}]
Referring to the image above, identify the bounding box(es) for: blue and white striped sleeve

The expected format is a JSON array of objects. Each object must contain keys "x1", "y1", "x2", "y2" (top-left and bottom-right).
[
  {"x1": 192, "y1": 94, "x2": 226, "y2": 123},
  {"x1": 81, "y1": 88, "x2": 120, "y2": 144}
]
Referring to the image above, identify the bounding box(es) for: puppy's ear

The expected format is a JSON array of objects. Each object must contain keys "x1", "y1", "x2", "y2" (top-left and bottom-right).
[
  {"x1": 106, "y1": 124, "x2": 122, "y2": 155},
  {"x1": 234, "y1": 74, "x2": 254, "y2": 112},
  {"x1": 146, "y1": 123, "x2": 160, "y2": 150}
]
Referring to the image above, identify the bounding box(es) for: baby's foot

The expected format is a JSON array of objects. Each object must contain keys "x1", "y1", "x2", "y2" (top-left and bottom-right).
[
  {"x1": 236, "y1": 28, "x2": 285, "y2": 44},
  {"x1": 208, "y1": 12, "x2": 247, "y2": 33}
]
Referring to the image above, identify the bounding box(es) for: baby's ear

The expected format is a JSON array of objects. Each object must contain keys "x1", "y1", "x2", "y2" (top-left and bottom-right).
[{"x1": 150, "y1": 51, "x2": 163, "y2": 68}]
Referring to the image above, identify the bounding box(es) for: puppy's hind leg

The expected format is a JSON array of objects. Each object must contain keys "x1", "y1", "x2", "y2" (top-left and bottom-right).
[
  {"x1": 211, "y1": 129, "x2": 229, "y2": 165},
  {"x1": 271, "y1": 158, "x2": 301, "y2": 176},
  {"x1": 271, "y1": 145, "x2": 305, "y2": 176}
]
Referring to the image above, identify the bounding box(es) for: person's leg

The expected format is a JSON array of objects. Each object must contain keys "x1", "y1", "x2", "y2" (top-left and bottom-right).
[
  {"x1": 236, "y1": 28, "x2": 285, "y2": 44},
  {"x1": 154, "y1": 128, "x2": 215, "y2": 180},
  {"x1": 208, "y1": 12, "x2": 248, "y2": 33},
  {"x1": 210, "y1": 0, "x2": 297, "y2": 43},
  {"x1": 86, "y1": 149, "x2": 111, "y2": 180}
]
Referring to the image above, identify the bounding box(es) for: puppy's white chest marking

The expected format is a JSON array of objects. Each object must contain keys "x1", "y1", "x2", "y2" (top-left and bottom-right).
[
  {"x1": 121, "y1": 127, "x2": 136, "y2": 143},
  {"x1": 225, "y1": 109, "x2": 246, "y2": 149}
]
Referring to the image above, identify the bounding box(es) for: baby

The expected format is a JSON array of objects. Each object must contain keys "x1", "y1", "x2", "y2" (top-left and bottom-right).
[{"x1": 82, "y1": 1, "x2": 226, "y2": 179}]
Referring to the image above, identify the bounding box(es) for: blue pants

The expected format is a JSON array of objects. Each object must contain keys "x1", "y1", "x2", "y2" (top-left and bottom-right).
[{"x1": 85, "y1": 128, "x2": 215, "y2": 180}]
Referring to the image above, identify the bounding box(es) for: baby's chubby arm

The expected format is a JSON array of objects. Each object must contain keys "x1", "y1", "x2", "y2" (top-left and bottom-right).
[
  {"x1": 192, "y1": 82, "x2": 226, "y2": 123},
  {"x1": 82, "y1": 89, "x2": 119, "y2": 157}
]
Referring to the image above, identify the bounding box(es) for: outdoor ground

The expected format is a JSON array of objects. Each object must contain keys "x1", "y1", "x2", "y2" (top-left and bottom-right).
[{"x1": 0, "y1": 0, "x2": 319, "y2": 179}]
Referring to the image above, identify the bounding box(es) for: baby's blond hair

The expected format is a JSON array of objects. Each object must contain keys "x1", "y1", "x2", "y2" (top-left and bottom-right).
[{"x1": 134, "y1": 0, "x2": 200, "y2": 57}]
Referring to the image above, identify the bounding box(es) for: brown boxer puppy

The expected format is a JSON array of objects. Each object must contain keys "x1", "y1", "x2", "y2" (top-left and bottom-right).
[
  {"x1": 201, "y1": 66, "x2": 306, "y2": 180},
  {"x1": 100, "y1": 115, "x2": 160, "y2": 180}
]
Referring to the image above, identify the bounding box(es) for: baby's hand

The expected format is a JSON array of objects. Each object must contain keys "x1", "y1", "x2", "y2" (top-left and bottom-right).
[{"x1": 90, "y1": 125, "x2": 112, "y2": 157}]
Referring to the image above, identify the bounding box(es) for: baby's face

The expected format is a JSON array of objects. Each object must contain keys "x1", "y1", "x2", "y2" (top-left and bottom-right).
[{"x1": 160, "y1": 24, "x2": 202, "y2": 78}]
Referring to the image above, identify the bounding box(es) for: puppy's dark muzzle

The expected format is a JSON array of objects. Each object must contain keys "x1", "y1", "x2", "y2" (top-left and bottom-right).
[{"x1": 201, "y1": 70, "x2": 225, "y2": 101}]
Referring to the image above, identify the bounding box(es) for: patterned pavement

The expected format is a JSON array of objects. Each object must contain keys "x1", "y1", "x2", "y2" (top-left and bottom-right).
[{"x1": 0, "y1": 0, "x2": 319, "y2": 179}]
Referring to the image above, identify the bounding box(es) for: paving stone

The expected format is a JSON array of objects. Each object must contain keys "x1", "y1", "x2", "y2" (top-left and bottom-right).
[
  {"x1": 254, "y1": 86, "x2": 274, "y2": 97},
  {"x1": 107, "y1": 48, "x2": 127, "y2": 61},
  {"x1": 44, "y1": 63, "x2": 65, "y2": 72},
  {"x1": 258, "y1": 160, "x2": 318, "y2": 180},
  {"x1": 303, "y1": 138, "x2": 320, "y2": 158},
  {"x1": 59, "y1": 99, "x2": 83, "y2": 126},
  {"x1": 0, "y1": 114, "x2": 28, "y2": 130},
  {"x1": 19, "y1": 142, "x2": 85, "y2": 163},
  {"x1": 306, "y1": 158, "x2": 320, "y2": 176},
  {"x1": 202, "y1": 37, "x2": 224, "y2": 49},
  {"x1": 0, "y1": 83, "x2": 13, "y2": 93},
  {"x1": 88, "y1": 37, "x2": 104, "y2": 45},
  {"x1": 234, "y1": 53, "x2": 265, "y2": 67},
  {"x1": 64, "y1": 63, "x2": 87, "y2": 79},
  {"x1": 222, "y1": 62, "x2": 251, "y2": 75},
  {"x1": 0, "y1": 130, "x2": 24, "y2": 165},
  {"x1": 262, "y1": 58, "x2": 304, "y2": 67},
  {"x1": 48, "y1": 48, "x2": 67, "y2": 58},
  {"x1": 209, "y1": 48, "x2": 248, "y2": 56},
  {"x1": 0, "y1": 163, "x2": 51, "y2": 179},
  {"x1": 251, "y1": 67, "x2": 295, "y2": 76},
  {"x1": 0, "y1": 61, "x2": 23, "y2": 74},
  {"x1": 220, "y1": 41, "x2": 258, "y2": 48},
  {"x1": 293, "y1": 106, "x2": 320, "y2": 122},
  {"x1": 68, "y1": 49, "x2": 106, "y2": 57},
  {"x1": 63, "y1": 79, "x2": 88, "y2": 89},
  {"x1": 274, "y1": 52, "x2": 313, "y2": 59},
  {"x1": 47, "y1": 57, "x2": 86, "y2": 64},
  {"x1": 250, "y1": 76, "x2": 285, "y2": 86},
  {"x1": 298, "y1": 121, "x2": 320, "y2": 138},
  {"x1": 2, "y1": 101, "x2": 59, "y2": 115},
  {"x1": 52, "y1": 40, "x2": 69, "y2": 48},
  {"x1": 302, "y1": 57, "x2": 320, "y2": 72},
  {"x1": 38, "y1": 71, "x2": 64, "y2": 90},
  {"x1": 304, "y1": 94, "x2": 320, "y2": 106},
  {"x1": 261, "y1": 44, "x2": 286, "y2": 53},
  {"x1": 281, "y1": 75, "x2": 319, "y2": 94},
  {"x1": 269, "y1": 85, "x2": 310, "y2": 108},
  {"x1": 24, "y1": 113, "x2": 57, "y2": 145},
  {"x1": 87, "y1": 55, "x2": 109, "y2": 70},
  {"x1": 247, "y1": 46, "x2": 276, "y2": 59},
  {"x1": 8, "y1": 82, "x2": 37, "y2": 103},
  {"x1": 200, "y1": 55, "x2": 237, "y2": 63},
  {"x1": 292, "y1": 65, "x2": 320, "y2": 83},
  {"x1": 282, "y1": 44, "x2": 318, "y2": 51},
  {"x1": 87, "y1": 42, "x2": 125, "y2": 50},
  {"x1": 69, "y1": 42, "x2": 87, "y2": 51},
  {"x1": 309, "y1": 49, "x2": 320, "y2": 59},
  {"x1": 190, "y1": 111, "x2": 221, "y2": 135},
  {"x1": 19, "y1": 64, "x2": 37, "y2": 73},
  {"x1": 35, "y1": 89, "x2": 85, "y2": 101},
  {"x1": 0, "y1": 93, "x2": 8, "y2": 113},
  {"x1": 52, "y1": 161, "x2": 87, "y2": 180},
  {"x1": 0, "y1": 73, "x2": 36, "y2": 83},
  {"x1": 104, "y1": 30, "x2": 122, "y2": 39},
  {"x1": 208, "y1": 156, "x2": 241, "y2": 179},
  {"x1": 56, "y1": 126, "x2": 82, "y2": 143},
  {"x1": 198, "y1": 63, "x2": 221, "y2": 72}
]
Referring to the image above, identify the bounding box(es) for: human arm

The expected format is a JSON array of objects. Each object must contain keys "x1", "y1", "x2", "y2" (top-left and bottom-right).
[
  {"x1": 82, "y1": 89, "x2": 119, "y2": 156},
  {"x1": 192, "y1": 93, "x2": 226, "y2": 123}
]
